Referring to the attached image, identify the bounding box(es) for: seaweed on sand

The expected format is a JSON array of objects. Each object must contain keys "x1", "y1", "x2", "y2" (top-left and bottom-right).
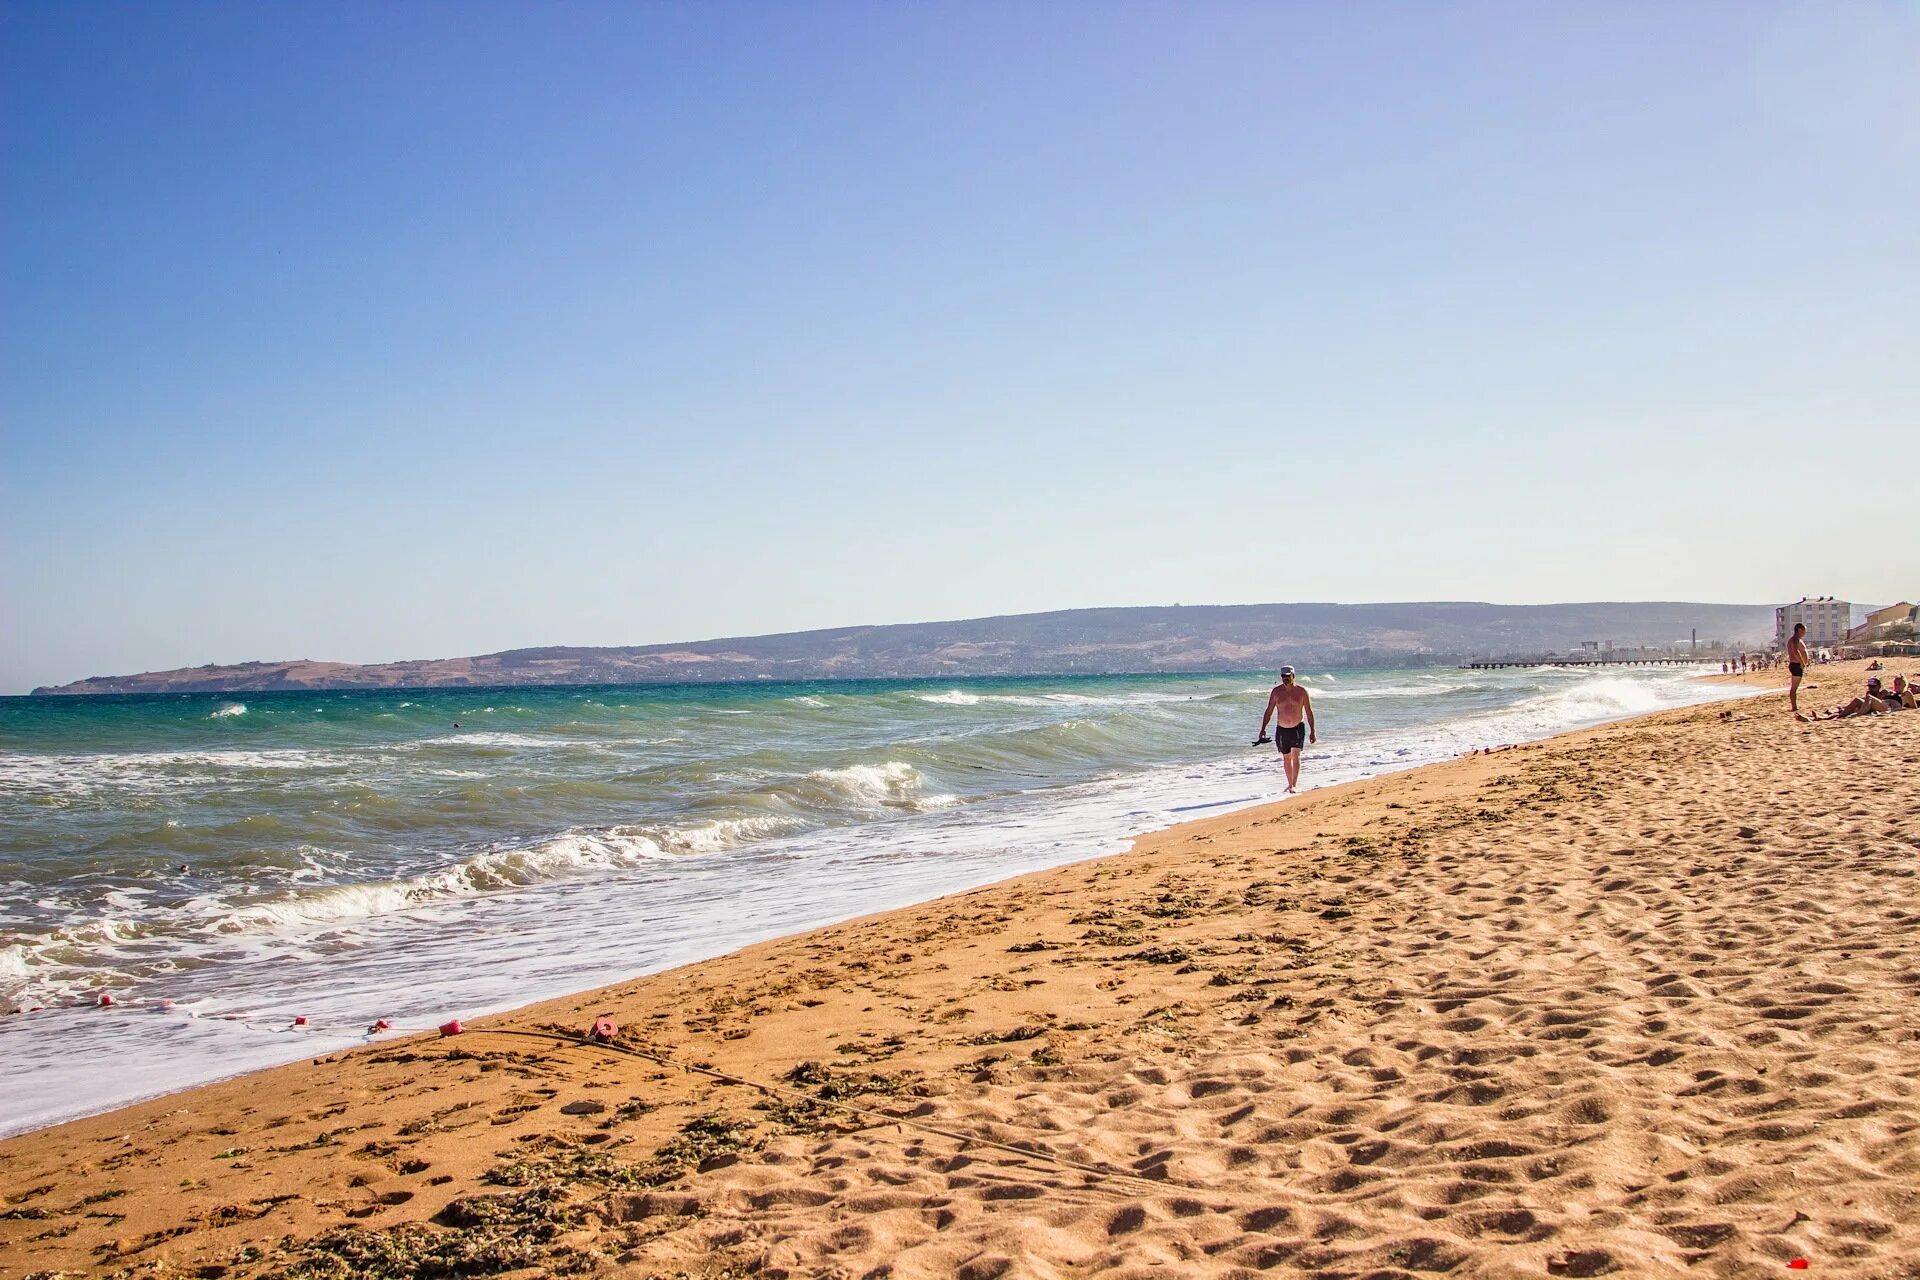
[
  {"x1": 267, "y1": 1114, "x2": 758, "y2": 1279},
  {"x1": 273, "y1": 1185, "x2": 586, "y2": 1279}
]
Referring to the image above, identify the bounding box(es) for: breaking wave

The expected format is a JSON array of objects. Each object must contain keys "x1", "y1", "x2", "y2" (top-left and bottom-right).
[
  {"x1": 0, "y1": 748, "x2": 358, "y2": 796},
  {"x1": 1313, "y1": 681, "x2": 1473, "y2": 700},
  {"x1": 916, "y1": 689, "x2": 1196, "y2": 710},
  {"x1": 0, "y1": 814, "x2": 807, "y2": 1008},
  {"x1": 800, "y1": 761, "x2": 957, "y2": 812},
  {"x1": 918, "y1": 689, "x2": 981, "y2": 705},
  {"x1": 1523, "y1": 675, "x2": 1669, "y2": 721}
]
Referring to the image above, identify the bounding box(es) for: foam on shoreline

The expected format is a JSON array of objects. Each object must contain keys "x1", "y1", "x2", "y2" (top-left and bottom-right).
[{"x1": 1, "y1": 668, "x2": 1757, "y2": 1137}]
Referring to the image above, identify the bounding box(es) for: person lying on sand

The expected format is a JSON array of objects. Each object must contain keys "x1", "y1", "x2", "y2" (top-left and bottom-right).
[
  {"x1": 1865, "y1": 676, "x2": 1914, "y2": 712},
  {"x1": 1817, "y1": 676, "x2": 1903, "y2": 720},
  {"x1": 1885, "y1": 674, "x2": 1916, "y2": 710}
]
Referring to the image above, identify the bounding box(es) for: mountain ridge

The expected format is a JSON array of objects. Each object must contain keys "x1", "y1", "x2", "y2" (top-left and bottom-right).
[{"x1": 31, "y1": 600, "x2": 1775, "y2": 695}]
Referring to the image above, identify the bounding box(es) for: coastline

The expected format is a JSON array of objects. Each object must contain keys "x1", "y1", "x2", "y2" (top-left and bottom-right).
[
  {"x1": 4, "y1": 659, "x2": 1915, "y2": 1277},
  {"x1": 1, "y1": 666, "x2": 1756, "y2": 1138}
]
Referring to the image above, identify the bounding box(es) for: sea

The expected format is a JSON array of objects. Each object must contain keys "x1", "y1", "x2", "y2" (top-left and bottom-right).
[{"x1": 0, "y1": 665, "x2": 1755, "y2": 1135}]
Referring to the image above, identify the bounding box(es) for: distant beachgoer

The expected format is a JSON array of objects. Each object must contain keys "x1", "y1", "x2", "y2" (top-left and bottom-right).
[
  {"x1": 1787, "y1": 624, "x2": 1810, "y2": 721},
  {"x1": 1254, "y1": 666, "x2": 1317, "y2": 794}
]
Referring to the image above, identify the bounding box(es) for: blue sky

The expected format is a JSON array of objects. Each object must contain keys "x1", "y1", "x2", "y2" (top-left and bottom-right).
[{"x1": 3, "y1": 2, "x2": 1916, "y2": 691}]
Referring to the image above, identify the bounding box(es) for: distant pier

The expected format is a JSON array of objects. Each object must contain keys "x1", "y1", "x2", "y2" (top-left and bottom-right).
[{"x1": 1461, "y1": 657, "x2": 1716, "y2": 670}]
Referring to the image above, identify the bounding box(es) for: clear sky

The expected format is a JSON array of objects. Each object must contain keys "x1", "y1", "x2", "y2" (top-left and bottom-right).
[{"x1": 4, "y1": 2, "x2": 1916, "y2": 692}]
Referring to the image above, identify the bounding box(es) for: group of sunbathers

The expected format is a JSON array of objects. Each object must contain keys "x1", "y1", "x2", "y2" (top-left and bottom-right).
[{"x1": 1815, "y1": 672, "x2": 1917, "y2": 719}]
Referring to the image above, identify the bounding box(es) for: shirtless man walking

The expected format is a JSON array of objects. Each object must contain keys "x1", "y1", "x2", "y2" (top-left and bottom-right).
[
  {"x1": 1254, "y1": 666, "x2": 1317, "y2": 793},
  {"x1": 1787, "y1": 622, "x2": 1811, "y2": 722}
]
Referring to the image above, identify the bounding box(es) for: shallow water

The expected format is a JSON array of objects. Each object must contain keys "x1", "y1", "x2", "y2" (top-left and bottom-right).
[{"x1": 0, "y1": 666, "x2": 1753, "y2": 1134}]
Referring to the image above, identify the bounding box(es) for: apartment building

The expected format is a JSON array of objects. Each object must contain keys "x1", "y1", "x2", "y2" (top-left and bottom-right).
[{"x1": 1775, "y1": 596, "x2": 1850, "y2": 649}]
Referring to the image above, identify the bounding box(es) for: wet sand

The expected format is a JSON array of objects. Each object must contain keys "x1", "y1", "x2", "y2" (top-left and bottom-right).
[{"x1": 4, "y1": 658, "x2": 1917, "y2": 1279}]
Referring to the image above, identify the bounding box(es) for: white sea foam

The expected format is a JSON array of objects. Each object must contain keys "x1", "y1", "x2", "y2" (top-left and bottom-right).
[
  {"x1": 787, "y1": 695, "x2": 830, "y2": 708},
  {"x1": 632, "y1": 815, "x2": 802, "y2": 855},
  {"x1": 1521, "y1": 675, "x2": 1667, "y2": 721},
  {"x1": 2, "y1": 916, "x2": 157, "y2": 996},
  {"x1": 413, "y1": 732, "x2": 576, "y2": 748},
  {"x1": 918, "y1": 690, "x2": 982, "y2": 705},
  {"x1": 806, "y1": 761, "x2": 957, "y2": 811},
  {"x1": 1424, "y1": 669, "x2": 1750, "y2": 754},
  {"x1": 0, "y1": 749, "x2": 359, "y2": 796},
  {"x1": 1314, "y1": 682, "x2": 1468, "y2": 700},
  {"x1": 916, "y1": 689, "x2": 1089, "y2": 708},
  {"x1": 1, "y1": 813, "x2": 811, "y2": 1008},
  {"x1": 918, "y1": 689, "x2": 1192, "y2": 710},
  {"x1": 209, "y1": 703, "x2": 248, "y2": 719}
]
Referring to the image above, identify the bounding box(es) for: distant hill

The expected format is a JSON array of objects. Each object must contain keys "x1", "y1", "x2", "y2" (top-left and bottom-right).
[{"x1": 32, "y1": 601, "x2": 1774, "y2": 695}]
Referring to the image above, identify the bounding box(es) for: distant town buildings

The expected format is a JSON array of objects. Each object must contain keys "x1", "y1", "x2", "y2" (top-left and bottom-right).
[
  {"x1": 1776, "y1": 596, "x2": 1850, "y2": 649},
  {"x1": 1846, "y1": 602, "x2": 1918, "y2": 644}
]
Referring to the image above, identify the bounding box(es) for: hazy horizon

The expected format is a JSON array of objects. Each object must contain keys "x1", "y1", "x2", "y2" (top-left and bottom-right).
[
  {"x1": 0, "y1": 589, "x2": 1894, "y2": 694},
  {"x1": 19, "y1": 597, "x2": 1805, "y2": 695},
  {"x1": 5, "y1": 3, "x2": 1916, "y2": 693}
]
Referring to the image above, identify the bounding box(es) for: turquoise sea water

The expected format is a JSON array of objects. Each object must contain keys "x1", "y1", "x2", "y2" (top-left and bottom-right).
[{"x1": 0, "y1": 666, "x2": 1751, "y2": 1133}]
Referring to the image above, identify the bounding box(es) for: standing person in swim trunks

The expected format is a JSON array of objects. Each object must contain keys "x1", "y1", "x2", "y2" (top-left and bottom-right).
[
  {"x1": 1254, "y1": 666, "x2": 1317, "y2": 794},
  {"x1": 1787, "y1": 622, "x2": 1811, "y2": 722}
]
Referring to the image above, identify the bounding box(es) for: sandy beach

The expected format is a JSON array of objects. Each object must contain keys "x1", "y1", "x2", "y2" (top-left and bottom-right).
[{"x1": 4, "y1": 658, "x2": 1916, "y2": 1279}]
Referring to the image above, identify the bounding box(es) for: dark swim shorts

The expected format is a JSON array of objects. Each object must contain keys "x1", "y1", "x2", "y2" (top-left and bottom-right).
[
  {"x1": 1789, "y1": 662, "x2": 1805, "y2": 678},
  {"x1": 1276, "y1": 723, "x2": 1307, "y2": 753}
]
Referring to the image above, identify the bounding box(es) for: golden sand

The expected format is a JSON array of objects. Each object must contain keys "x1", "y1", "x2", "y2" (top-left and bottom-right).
[{"x1": 4, "y1": 659, "x2": 1917, "y2": 1279}]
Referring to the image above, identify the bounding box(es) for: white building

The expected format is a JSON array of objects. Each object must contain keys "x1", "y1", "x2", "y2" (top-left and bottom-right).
[{"x1": 1776, "y1": 596, "x2": 1850, "y2": 649}]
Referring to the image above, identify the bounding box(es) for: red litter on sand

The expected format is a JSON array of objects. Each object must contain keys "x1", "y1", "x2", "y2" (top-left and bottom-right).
[
  {"x1": 439, "y1": 1019, "x2": 464, "y2": 1038},
  {"x1": 158, "y1": 999, "x2": 175, "y2": 1010},
  {"x1": 292, "y1": 1015, "x2": 308, "y2": 1027},
  {"x1": 589, "y1": 1016, "x2": 618, "y2": 1043},
  {"x1": 370, "y1": 1018, "x2": 393, "y2": 1032},
  {"x1": 1788, "y1": 1262, "x2": 1810, "y2": 1271},
  {"x1": 98, "y1": 993, "x2": 114, "y2": 1007}
]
